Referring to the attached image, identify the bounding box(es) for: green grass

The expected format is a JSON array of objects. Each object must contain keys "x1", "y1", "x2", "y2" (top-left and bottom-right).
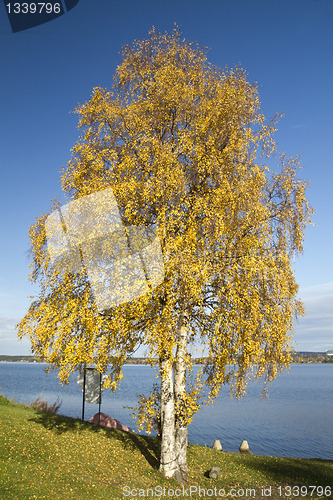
[{"x1": 0, "y1": 395, "x2": 332, "y2": 500}]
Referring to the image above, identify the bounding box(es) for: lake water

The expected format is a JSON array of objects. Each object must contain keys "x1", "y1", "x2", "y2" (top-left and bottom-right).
[{"x1": 0, "y1": 362, "x2": 332, "y2": 460}]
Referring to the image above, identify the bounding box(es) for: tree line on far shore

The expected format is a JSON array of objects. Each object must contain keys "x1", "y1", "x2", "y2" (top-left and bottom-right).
[{"x1": 1, "y1": 353, "x2": 332, "y2": 363}]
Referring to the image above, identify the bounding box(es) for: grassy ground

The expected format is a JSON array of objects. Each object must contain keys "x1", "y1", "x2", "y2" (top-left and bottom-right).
[{"x1": 0, "y1": 394, "x2": 332, "y2": 500}]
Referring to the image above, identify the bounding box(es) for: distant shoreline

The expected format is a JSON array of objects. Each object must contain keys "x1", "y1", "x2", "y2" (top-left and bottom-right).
[{"x1": 1, "y1": 352, "x2": 332, "y2": 364}]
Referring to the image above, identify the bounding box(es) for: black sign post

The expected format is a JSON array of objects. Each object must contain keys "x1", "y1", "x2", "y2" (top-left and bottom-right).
[{"x1": 82, "y1": 366, "x2": 86, "y2": 421}]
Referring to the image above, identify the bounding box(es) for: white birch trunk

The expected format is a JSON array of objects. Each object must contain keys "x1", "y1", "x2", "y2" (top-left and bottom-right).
[
  {"x1": 174, "y1": 316, "x2": 189, "y2": 479},
  {"x1": 159, "y1": 357, "x2": 182, "y2": 480}
]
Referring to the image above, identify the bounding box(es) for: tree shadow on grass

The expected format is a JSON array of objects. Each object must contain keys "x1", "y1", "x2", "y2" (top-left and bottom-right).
[
  {"x1": 103, "y1": 426, "x2": 160, "y2": 470},
  {"x1": 242, "y1": 455, "x2": 333, "y2": 485},
  {"x1": 28, "y1": 411, "x2": 160, "y2": 470}
]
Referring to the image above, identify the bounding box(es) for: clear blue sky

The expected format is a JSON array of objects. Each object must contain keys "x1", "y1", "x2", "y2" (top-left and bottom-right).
[{"x1": 0, "y1": 0, "x2": 332, "y2": 355}]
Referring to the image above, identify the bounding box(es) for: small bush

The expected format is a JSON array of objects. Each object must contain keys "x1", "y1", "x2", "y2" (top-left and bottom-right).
[
  {"x1": 0, "y1": 394, "x2": 12, "y2": 406},
  {"x1": 30, "y1": 395, "x2": 62, "y2": 414},
  {"x1": 0, "y1": 393, "x2": 29, "y2": 408}
]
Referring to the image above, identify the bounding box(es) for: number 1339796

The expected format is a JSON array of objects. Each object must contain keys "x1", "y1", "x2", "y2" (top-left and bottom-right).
[
  {"x1": 6, "y1": 3, "x2": 61, "y2": 14},
  {"x1": 278, "y1": 486, "x2": 331, "y2": 497}
]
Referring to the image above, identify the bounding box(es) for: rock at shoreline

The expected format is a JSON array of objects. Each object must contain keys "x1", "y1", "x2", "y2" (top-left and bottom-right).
[
  {"x1": 212, "y1": 439, "x2": 223, "y2": 451},
  {"x1": 88, "y1": 412, "x2": 137, "y2": 433},
  {"x1": 239, "y1": 440, "x2": 250, "y2": 454}
]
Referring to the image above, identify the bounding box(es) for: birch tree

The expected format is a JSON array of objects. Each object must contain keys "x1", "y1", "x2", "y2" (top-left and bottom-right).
[{"x1": 18, "y1": 27, "x2": 313, "y2": 482}]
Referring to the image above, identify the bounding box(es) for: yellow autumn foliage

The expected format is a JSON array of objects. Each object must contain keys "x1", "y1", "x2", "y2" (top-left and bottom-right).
[{"x1": 18, "y1": 26, "x2": 313, "y2": 412}]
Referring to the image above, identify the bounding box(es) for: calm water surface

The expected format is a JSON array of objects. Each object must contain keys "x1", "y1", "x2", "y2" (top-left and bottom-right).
[{"x1": 0, "y1": 362, "x2": 332, "y2": 460}]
